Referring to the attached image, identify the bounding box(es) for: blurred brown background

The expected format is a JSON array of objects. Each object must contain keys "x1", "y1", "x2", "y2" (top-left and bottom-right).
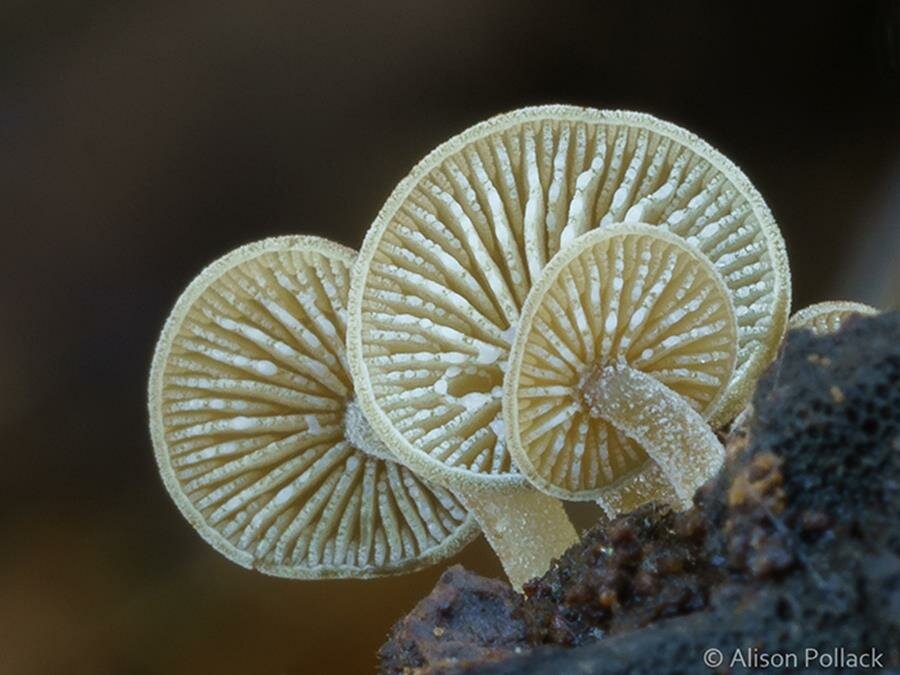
[{"x1": 1, "y1": 1, "x2": 899, "y2": 673}]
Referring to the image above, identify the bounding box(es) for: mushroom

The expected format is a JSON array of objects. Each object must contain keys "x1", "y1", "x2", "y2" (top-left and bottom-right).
[
  {"x1": 505, "y1": 224, "x2": 737, "y2": 513},
  {"x1": 148, "y1": 236, "x2": 478, "y2": 578},
  {"x1": 730, "y1": 300, "x2": 882, "y2": 434},
  {"x1": 347, "y1": 105, "x2": 788, "y2": 583},
  {"x1": 788, "y1": 300, "x2": 879, "y2": 335}
]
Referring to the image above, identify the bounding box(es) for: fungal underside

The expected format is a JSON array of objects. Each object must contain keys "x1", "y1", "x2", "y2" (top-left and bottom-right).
[
  {"x1": 351, "y1": 106, "x2": 786, "y2": 492},
  {"x1": 789, "y1": 301, "x2": 879, "y2": 336},
  {"x1": 506, "y1": 227, "x2": 736, "y2": 510},
  {"x1": 149, "y1": 238, "x2": 475, "y2": 579}
]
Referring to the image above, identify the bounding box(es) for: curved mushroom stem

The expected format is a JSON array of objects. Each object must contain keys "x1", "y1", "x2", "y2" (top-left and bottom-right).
[
  {"x1": 344, "y1": 398, "x2": 397, "y2": 462},
  {"x1": 595, "y1": 461, "x2": 681, "y2": 518},
  {"x1": 582, "y1": 363, "x2": 725, "y2": 510},
  {"x1": 457, "y1": 487, "x2": 578, "y2": 591}
]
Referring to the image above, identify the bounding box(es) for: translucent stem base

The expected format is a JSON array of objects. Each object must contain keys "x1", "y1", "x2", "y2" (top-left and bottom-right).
[
  {"x1": 458, "y1": 487, "x2": 579, "y2": 591},
  {"x1": 595, "y1": 460, "x2": 681, "y2": 517}
]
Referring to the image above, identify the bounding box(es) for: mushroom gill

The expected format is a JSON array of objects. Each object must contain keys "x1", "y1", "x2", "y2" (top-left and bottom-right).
[
  {"x1": 348, "y1": 105, "x2": 788, "y2": 496},
  {"x1": 148, "y1": 236, "x2": 478, "y2": 579},
  {"x1": 505, "y1": 225, "x2": 737, "y2": 513},
  {"x1": 348, "y1": 105, "x2": 790, "y2": 585}
]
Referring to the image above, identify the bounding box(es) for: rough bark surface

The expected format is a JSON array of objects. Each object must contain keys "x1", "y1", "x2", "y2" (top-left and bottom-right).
[{"x1": 378, "y1": 311, "x2": 900, "y2": 674}]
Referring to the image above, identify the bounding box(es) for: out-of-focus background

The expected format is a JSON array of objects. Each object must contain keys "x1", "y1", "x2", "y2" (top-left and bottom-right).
[{"x1": 1, "y1": 1, "x2": 898, "y2": 673}]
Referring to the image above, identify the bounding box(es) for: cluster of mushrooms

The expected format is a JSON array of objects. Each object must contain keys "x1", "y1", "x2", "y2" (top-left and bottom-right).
[{"x1": 149, "y1": 105, "x2": 883, "y2": 591}]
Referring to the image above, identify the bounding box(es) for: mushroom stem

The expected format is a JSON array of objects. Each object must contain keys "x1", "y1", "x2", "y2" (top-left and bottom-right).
[
  {"x1": 457, "y1": 487, "x2": 578, "y2": 591},
  {"x1": 348, "y1": 392, "x2": 576, "y2": 589},
  {"x1": 344, "y1": 398, "x2": 397, "y2": 462},
  {"x1": 582, "y1": 363, "x2": 725, "y2": 510},
  {"x1": 595, "y1": 461, "x2": 681, "y2": 518}
]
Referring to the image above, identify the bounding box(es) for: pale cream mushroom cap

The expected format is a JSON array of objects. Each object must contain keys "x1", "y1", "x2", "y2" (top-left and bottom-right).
[
  {"x1": 148, "y1": 236, "x2": 478, "y2": 579},
  {"x1": 347, "y1": 105, "x2": 788, "y2": 495},
  {"x1": 788, "y1": 300, "x2": 879, "y2": 336},
  {"x1": 504, "y1": 224, "x2": 737, "y2": 508}
]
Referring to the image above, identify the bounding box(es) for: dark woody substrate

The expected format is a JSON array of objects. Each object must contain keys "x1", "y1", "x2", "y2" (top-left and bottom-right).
[{"x1": 379, "y1": 311, "x2": 900, "y2": 674}]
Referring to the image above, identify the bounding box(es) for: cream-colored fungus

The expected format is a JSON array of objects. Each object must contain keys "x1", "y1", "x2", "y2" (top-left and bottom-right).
[
  {"x1": 149, "y1": 236, "x2": 478, "y2": 579},
  {"x1": 789, "y1": 300, "x2": 879, "y2": 336},
  {"x1": 505, "y1": 225, "x2": 736, "y2": 514}
]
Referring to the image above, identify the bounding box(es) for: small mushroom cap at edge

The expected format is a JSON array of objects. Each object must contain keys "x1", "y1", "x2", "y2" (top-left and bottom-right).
[{"x1": 788, "y1": 300, "x2": 879, "y2": 336}]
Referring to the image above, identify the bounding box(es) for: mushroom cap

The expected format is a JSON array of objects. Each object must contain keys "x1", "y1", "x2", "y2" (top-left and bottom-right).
[
  {"x1": 504, "y1": 224, "x2": 737, "y2": 501},
  {"x1": 148, "y1": 236, "x2": 477, "y2": 579},
  {"x1": 788, "y1": 300, "x2": 879, "y2": 336},
  {"x1": 348, "y1": 105, "x2": 787, "y2": 491}
]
